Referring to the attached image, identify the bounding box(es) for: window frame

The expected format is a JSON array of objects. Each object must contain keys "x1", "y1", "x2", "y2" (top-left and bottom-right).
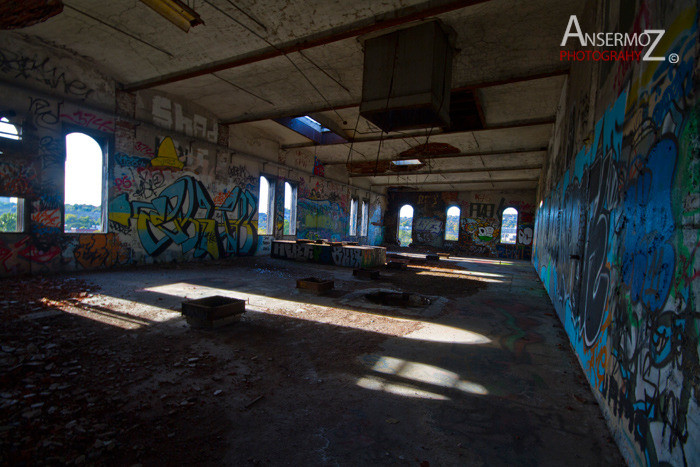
[
  {"x1": 63, "y1": 126, "x2": 112, "y2": 234},
  {"x1": 360, "y1": 199, "x2": 369, "y2": 237},
  {"x1": 0, "y1": 117, "x2": 21, "y2": 141},
  {"x1": 282, "y1": 180, "x2": 298, "y2": 236},
  {"x1": 444, "y1": 205, "x2": 460, "y2": 241},
  {"x1": 257, "y1": 174, "x2": 276, "y2": 235},
  {"x1": 499, "y1": 207, "x2": 519, "y2": 244},
  {"x1": 349, "y1": 198, "x2": 359, "y2": 236},
  {"x1": 0, "y1": 196, "x2": 26, "y2": 233},
  {"x1": 397, "y1": 204, "x2": 414, "y2": 247}
]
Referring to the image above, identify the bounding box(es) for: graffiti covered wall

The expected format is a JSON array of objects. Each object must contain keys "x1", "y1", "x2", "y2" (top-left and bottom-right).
[
  {"x1": 296, "y1": 176, "x2": 384, "y2": 245},
  {"x1": 0, "y1": 34, "x2": 385, "y2": 275},
  {"x1": 386, "y1": 189, "x2": 535, "y2": 259},
  {"x1": 533, "y1": 2, "x2": 699, "y2": 465}
]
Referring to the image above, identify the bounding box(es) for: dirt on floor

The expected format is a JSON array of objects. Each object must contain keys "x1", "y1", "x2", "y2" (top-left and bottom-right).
[
  {"x1": 0, "y1": 266, "x2": 423, "y2": 465},
  {"x1": 0, "y1": 256, "x2": 624, "y2": 466}
]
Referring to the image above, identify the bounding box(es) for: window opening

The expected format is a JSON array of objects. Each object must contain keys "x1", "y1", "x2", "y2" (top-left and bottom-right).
[
  {"x1": 445, "y1": 206, "x2": 460, "y2": 241},
  {"x1": 360, "y1": 200, "x2": 369, "y2": 237},
  {"x1": 398, "y1": 204, "x2": 414, "y2": 247},
  {"x1": 257, "y1": 175, "x2": 275, "y2": 235},
  {"x1": 0, "y1": 196, "x2": 24, "y2": 232},
  {"x1": 0, "y1": 117, "x2": 20, "y2": 141},
  {"x1": 65, "y1": 132, "x2": 105, "y2": 233},
  {"x1": 349, "y1": 198, "x2": 358, "y2": 236},
  {"x1": 500, "y1": 207, "x2": 518, "y2": 244},
  {"x1": 283, "y1": 181, "x2": 297, "y2": 236}
]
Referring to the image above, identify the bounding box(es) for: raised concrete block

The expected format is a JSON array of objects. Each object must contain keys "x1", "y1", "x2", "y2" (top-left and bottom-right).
[
  {"x1": 182, "y1": 295, "x2": 245, "y2": 329},
  {"x1": 296, "y1": 277, "x2": 334, "y2": 294}
]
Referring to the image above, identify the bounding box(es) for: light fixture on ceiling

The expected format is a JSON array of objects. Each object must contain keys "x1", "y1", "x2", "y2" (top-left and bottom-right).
[{"x1": 140, "y1": 0, "x2": 203, "y2": 32}]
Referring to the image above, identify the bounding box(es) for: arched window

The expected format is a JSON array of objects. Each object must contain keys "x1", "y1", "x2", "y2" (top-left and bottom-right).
[
  {"x1": 283, "y1": 181, "x2": 297, "y2": 236},
  {"x1": 257, "y1": 175, "x2": 274, "y2": 235},
  {"x1": 0, "y1": 117, "x2": 20, "y2": 141},
  {"x1": 360, "y1": 200, "x2": 369, "y2": 237},
  {"x1": 64, "y1": 132, "x2": 105, "y2": 233},
  {"x1": 500, "y1": 207, "x2": 518, "y2": 244},
  {"x1": 398, "y1": 204, "x2": 414, "y2": 247},
  {"x1": 349, "y1": 198, "x2": 358, "y2": 235},
  {"x1": 445, "y1": 206, "x2": 460, "y2": 241}
]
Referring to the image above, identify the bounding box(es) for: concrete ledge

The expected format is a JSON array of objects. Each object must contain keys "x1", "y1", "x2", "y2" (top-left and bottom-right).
[{"x1": 272, "y1": 240, "x2": 386, "y2": 268}]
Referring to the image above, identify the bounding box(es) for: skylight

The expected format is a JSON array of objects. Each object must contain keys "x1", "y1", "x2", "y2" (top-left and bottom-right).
[
  {"x1": 392, "y1": 159, "x2": 422, "y2": 166},
  {"x1": 300, "y1": 116, "x2": 330, "y2": 132},
  {"x1": 274, "y1": 115, "x2": 345, "y2": 145}
]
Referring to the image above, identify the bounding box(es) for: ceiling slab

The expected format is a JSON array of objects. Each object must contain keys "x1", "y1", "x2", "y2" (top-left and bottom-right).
[{"x1": 8, "y1": 0, "x2": 585, "y2": 194}]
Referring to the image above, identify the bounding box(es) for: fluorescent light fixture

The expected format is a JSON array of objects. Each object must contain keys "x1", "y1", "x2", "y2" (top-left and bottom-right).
[
  {"x1": 392, "y1": 159, "x2": 422, "y2": 166},
  {"x1": 140, "y1": 0, "x2": 204, "y2": 32}
]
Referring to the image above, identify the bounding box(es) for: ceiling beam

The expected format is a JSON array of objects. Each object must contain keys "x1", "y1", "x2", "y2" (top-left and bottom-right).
[
  {"x1": 221, "y1": 69, "x2": 569, "y2": 125},
  {"x1": 281, "y1": 117, "x2": 555, "y2": 149},
  {"x1": 385, "y1": 182, "x2": 538, "y2": 192},
  {"x1": 349, "y1": 164, "x2": 543, "y2": 178},
  {"x1": 453, "y1": 68, "x2": 569, "y2": 91},
  {"x1": 123, "y1": 0, "x2": 490, "y2": 92},
  {"x1": 325, "y1": 146, "x2": 547, "y2": 165},
  {"x1": 395, "y1": 185, "x2": 537, "y2": 192},
  {"x1": 371, "y1": 177, "x2": 539, "y2": 186}
]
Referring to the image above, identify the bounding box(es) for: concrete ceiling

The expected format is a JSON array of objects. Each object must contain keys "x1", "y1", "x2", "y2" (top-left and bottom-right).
[{"x1": 16, "y1": 0, "x2": 584, "y2": 192}]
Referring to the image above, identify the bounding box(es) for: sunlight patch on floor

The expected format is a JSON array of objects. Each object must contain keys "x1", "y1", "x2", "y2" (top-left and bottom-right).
[
  {"x1": 404, "y1": 322, "x2": 492, "y2": 344},
  {"x1": 356, "y1": 375, "x2": 450, "y2": 400},
  {"x1": 360, "y1": 354, "x2": 489, "y2": 396},
  {"x1": 415, "y1": 269, "x2": 506, "y2": 283},
  {"x1": 51, "y1": 296, "x2": 174, "y2": 330},
  {"x1": 144, "y1": 282, "x2": 492, "y2": 345}
]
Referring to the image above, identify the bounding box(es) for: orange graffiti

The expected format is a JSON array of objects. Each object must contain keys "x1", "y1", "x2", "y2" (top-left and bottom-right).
[
  {"x1": 73, "y1": 233, "x2": 130, "y2": 269},
  {"x1": 31, "y1": 209, "x2": 61, "y2": 228}
]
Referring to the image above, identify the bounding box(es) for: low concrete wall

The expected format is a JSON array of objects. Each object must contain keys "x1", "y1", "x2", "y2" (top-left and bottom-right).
[{"x1": 271, "y1": 240, "x2": 386, "y2": 268}]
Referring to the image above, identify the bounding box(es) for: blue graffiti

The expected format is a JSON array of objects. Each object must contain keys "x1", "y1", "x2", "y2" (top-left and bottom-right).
[
  {"x1": 109, "y1": 176, "x2": 257, "y2": 258},
  {"x1": 620, "y1": 137, "x2": 676, "y2": 312},
  {"x1": 115, "y1": 152, "x2": 150, "y2": 168}
]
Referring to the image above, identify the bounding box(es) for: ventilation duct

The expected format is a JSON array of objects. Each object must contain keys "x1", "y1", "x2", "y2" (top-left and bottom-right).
[{"x1": 360, "y1": 21, "x2": 455, "y2": 133}]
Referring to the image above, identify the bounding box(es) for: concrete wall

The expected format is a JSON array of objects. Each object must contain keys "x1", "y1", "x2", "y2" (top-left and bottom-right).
[
  {"x1": 533, "y1": 2, "x2": 699, "y2": 465},
  {"x1": 386, "y1": 189, "x2": 536, "y2": 259},
  {"x1": 0, "y1": 34, "x2": 384, "y2": 275}
]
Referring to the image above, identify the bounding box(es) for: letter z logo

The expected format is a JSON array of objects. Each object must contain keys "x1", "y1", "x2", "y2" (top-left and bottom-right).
[{"x1": 643, "y1": 30, "x2": 666, "y2": 61}]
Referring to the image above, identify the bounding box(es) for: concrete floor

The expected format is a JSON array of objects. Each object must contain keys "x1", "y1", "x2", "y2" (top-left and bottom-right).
[{"x1": 1, "y1": 255, "x2": 625, "y2": 465}]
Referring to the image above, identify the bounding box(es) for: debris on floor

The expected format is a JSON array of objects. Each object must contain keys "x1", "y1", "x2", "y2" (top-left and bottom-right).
[{"x1": 0, "y1": 256, "x2": 624, "y2": 465}]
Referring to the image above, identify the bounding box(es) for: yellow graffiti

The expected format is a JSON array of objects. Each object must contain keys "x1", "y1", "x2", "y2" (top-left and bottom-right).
[
  {"x1": 626, "y1": 5, "x2": 697, "y2": 113},
  {"x1": 150, "y1": 137, "x2": 184, "y2": 169}
]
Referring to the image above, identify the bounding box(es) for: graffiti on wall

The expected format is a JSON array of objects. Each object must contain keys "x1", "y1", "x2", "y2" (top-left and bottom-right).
[
  {"x1": 414, "y1": 217, "x2": 443, "y2": 246},
  {"x1": 533, "y1": 5, "x2": 699, "y2": 464},
  {"x1": 0, "y1": 161, "x2": 38, "y2": 197},
  {"x1": 151, "y1": 95, "x2": 217, "y2": 143},
  {"x1": 109, "y1": 175, "x2": 258, "y2": 259},
  {"x1": 368, "y1": 203, "x2": 384, "y2": 246},
  {"x1": 0, "y1": 48, "x2": 93, "y2": 98},
  {"x1": 73, "y1": 233, "x2": 130, "y2": 269},
  {"x1": 60, "y1": 110, "x2": 114, "y2": 133},
  {"x1": 271, "y1": 241, "x2": 385, "y2": 268},
  {"x1": 0, "y1": 236, "x2": 61, "y2": 272},
  {"x1": 296, "y1": 178, "x2": 353, "y2": 241},
  {"x1": 297, "y1": 198, "x2": 345, "y2": 241}
]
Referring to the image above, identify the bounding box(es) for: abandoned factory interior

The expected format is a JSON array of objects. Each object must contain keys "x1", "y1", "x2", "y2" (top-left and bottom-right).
[{"x1": 0, "y1": 0, "x2": 698, "y2": 465}]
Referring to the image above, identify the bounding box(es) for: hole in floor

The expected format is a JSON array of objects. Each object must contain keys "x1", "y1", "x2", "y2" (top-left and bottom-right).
[{"x1": 364, "y1": 291, "x2": 432, "y2": 308}]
